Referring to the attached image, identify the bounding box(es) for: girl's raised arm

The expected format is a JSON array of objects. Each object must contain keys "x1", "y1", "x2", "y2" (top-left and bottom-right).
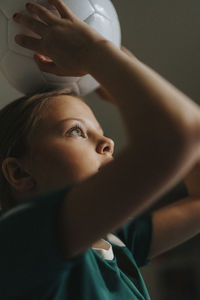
[
  {"x1": 14, "y1": 0, "x2": 200, "y2": 260},
  {"x1": 58, "y1": 39, "x2": 200, "y2": 259}
]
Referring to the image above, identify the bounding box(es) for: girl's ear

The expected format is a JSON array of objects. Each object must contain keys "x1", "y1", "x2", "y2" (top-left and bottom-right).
[{"x1": 2, "y1": 157, "x2": 36, "y2": 192}]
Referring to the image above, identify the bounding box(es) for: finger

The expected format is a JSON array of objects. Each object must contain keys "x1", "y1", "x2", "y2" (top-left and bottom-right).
[
  {"x1": 34, "y1": 53, "x2": 66, "y2": 76},
  {"x1": 25, "y1": 2, "x2": 58, "y2": 25},
  {"x1": 48, "y1": 0, "x2": 74, "y2": 19},
  {"x1": 13, "y1": 13, "x2": 47, "y2": 36},
  {"x1": 120, "y1": 46, "x2": 135, "y2": 58},
  {"x1": 15, "y1": 34, "x2": 42, "y2": 53},
  {"x1": 34, "y1": 53, "x2": 53, "y2": 62},
  {"x1": 95, "y1": 87, "x2": 109, "y2": 102}
]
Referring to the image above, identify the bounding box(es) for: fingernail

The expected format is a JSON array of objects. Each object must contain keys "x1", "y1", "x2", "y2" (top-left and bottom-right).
[{"x1": 13, "y1": 13, "x2": 18, "y2": 19}]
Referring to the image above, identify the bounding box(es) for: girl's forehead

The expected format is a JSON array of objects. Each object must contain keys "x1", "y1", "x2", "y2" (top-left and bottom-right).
[
  {"x1": 48, "y1": 95, "x2": 91, "y2": 114},
  {"x1": 41, "y1": 95, "x2": 101, "y2": 130}
]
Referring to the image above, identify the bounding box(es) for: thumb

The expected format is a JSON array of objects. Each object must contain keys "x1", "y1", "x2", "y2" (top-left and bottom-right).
[{"x1": 33, "y1": 53, "x2": 66, "y2": 76}]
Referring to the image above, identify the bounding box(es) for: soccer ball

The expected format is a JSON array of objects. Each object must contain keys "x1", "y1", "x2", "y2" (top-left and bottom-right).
[{"x1": 0, "y1": 0, "x2": 121, "y2": 97}]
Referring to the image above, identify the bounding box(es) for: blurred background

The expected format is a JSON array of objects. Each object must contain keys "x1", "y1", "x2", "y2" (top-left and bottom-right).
[{"x1": 1, "y1": 0, "x2": 200, "y2": 298}]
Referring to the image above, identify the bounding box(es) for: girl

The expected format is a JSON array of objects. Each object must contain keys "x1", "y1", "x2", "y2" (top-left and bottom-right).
[{"x1": 1, "y1": 0, "x2": 200, "y2": 298}]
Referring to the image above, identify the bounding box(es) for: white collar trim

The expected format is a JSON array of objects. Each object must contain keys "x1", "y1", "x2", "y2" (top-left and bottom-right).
[{"x1": 92, "y1": 233, "x2": 126, "y2": 260}]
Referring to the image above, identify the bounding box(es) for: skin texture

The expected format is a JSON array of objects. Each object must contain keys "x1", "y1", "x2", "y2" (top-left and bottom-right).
[
  {"x1": 2, "y1": 95, "x2": 114, "y2": 202},
  {"x1": 10, "y1": 0, "x2": 200, "y2": 258},
  {"x1": 13, "y1": 0, "x2": 105, "y2": 77}
]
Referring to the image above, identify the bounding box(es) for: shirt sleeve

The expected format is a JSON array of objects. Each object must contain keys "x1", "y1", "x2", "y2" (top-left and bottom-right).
[
  {"x1": 0, "y1": 184, "x2": 85, "y2": 296},
  {"x1": 113, "y1": 213, "x2": 153, "y2": 267}
]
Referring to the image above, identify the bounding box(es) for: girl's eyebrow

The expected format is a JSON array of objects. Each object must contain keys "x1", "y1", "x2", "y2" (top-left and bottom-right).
[{"x1": 57, "y1": 117, "x2": 104, "y2": 135}]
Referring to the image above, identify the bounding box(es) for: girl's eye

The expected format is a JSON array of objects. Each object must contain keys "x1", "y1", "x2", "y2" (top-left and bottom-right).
[{"x1": 67, "y1": 125, "x2": 85, "y2": 137}]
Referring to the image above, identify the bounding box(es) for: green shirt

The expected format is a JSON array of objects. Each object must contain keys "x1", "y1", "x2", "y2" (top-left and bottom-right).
[{"x1": 0, "y1": 185, "x2": 153, "y2": 299}]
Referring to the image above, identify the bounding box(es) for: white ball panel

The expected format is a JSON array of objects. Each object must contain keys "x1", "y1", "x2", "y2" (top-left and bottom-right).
[
  {"x1": 0, "y1": 0, "x2": 28, "y2": 19},
  {"x1": 0, "y1": 10, "x2": 8, "y2": 61},
  {"x1": 89, "y1": 0, "x2": 121, "y2": 47},
  {"x1": 1, "y1": 51, "x2": 47, "y2": 94},
  {"x1": 42, "y1": 77, "x2": 81, "y2": 95},
  {"x1": 42, "y1": 71, "x2": 82, "y2": 95},
  {"x1": 78, "y1": 74, "x2": 100, "y2": 96},
  {"x1": 112, "y1": 16, "x2": 121, "y2": 47},
  {"x1": 42, "y1": 72, "x2": 80, "y2": 84},
  {"x1": 89, "y1": 0, "x2": 118, "y2": 21},
  {"x1": 86, "y1": 13, "x2": 114, "y2": 44},
  {"x1": 67, "y1": 82, "x2": 81, "y2": 95},
  {"x1": 42, "y1": 72, "x2": 81, "y2": 94},
  {"x1": 56, "y1": 0, "x2": 95, "y2": 21}
]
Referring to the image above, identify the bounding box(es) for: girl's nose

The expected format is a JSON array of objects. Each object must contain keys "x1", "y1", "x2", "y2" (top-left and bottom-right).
[{"x1": 97, "y1": 136, "x2": 115, "y2": 155}]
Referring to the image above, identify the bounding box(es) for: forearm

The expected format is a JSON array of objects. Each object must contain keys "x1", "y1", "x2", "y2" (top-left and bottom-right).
[
  {"x1": 149, "y1": 196, "x2": 200, "y2": 259},
  {"x1": 89, "y1": 40, "x2": 200, "y2": 145},
  {"x1": 184, "y1": 161, "x2": 200, "y2": 196}
]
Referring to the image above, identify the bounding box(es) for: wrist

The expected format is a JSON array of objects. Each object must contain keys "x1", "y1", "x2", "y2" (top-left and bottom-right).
[{"x1": 86, "y1": 39, "x2": 114, "y2": 74}]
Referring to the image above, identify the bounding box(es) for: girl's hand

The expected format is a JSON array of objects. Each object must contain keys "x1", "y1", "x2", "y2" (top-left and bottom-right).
[
  {"x1": 95, "y1": 46, "x2": 136, "y2": 104},
  {"x1": 13, "y1": 0, "x2": 105, "y2": 77}
]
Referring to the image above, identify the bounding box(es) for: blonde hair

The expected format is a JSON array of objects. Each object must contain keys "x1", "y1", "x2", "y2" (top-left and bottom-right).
[{"x1": 0, "y1": 88, "x2": 79, "y2": 210}]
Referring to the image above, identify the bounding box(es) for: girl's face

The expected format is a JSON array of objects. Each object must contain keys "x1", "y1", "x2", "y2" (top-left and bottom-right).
[{"x1": 27, "y1": 95, "x2": 114, "y2": 194}]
